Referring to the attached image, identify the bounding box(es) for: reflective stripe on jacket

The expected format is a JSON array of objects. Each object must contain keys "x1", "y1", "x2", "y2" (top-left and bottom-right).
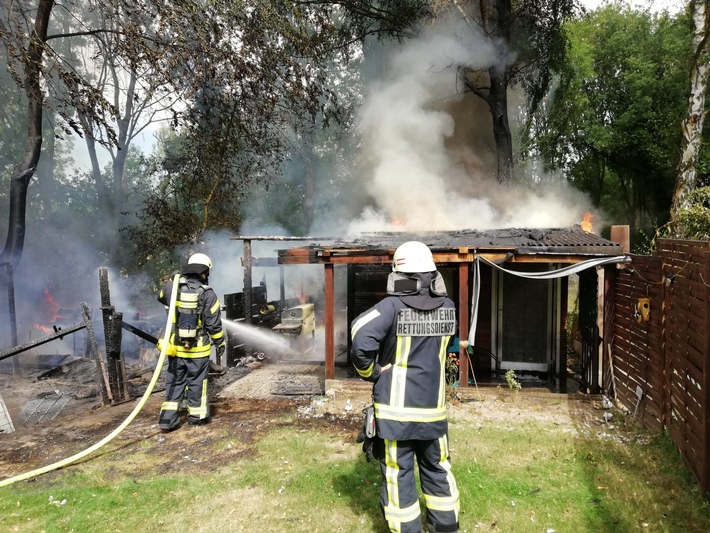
[{"x1": 351, "y1": 296, "x2": 456, "y2": 441}]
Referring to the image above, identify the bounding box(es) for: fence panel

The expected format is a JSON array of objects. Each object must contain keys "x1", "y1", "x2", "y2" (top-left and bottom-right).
[
  {"x1": 657, "y1": 239, "x2": 709, "y2": 494},
  {"x1": 612, "y1": 240, "x2": 709, "y2": 493},
  {"x1": 610, "y1": 255, "x2": 665, "y2": 431}
]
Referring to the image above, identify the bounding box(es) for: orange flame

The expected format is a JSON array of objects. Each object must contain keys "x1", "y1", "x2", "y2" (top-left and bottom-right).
[
  {"x1": 33, "y1": 288, "x2": 63, "y2": 334},
  {"x1": 391, "y1": 216, "x2": 405, "y2": 227},
  {"x1": 580, "y1": 213, "x2": 594, "y2": 233},
  {"x1": 42, "y1": 288, "x2": 60, "y2": 321}
]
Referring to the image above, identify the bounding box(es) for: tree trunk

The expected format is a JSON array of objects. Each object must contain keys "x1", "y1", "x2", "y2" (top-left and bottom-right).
[
  {"x1": 1, "y1": 0, "x2": 54, "y2": 269},
  {"x1": 489, "y1": 64, "x2": 514, "y2": 184},
  {"x1": 669, "y1": 0, "x2": 710, "y2": 234},
  {"x1": 303, "y1": 152, "x2": 315, "y2": 232},
  {"x1": 480, "y1": 0, "x2": 514, "y2": 184}
]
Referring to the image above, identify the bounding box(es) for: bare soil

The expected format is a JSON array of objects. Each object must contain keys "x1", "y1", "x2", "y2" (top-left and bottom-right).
[{"x1": 0, "y1": 357, "x2": 608, "y2": 481}]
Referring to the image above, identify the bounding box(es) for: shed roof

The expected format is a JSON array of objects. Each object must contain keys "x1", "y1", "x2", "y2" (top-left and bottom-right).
[{"x1": 276, "y1": 226, "x2": 624, "y2": 265}]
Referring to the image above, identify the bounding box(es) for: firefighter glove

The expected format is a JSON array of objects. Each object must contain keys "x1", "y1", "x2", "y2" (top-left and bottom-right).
[
  {"x1": 355, "y1": 432, "x2": 380, "y2": 462},
  {"x1": 216, "y1": 342, "x2": 226, "y2": 359}
]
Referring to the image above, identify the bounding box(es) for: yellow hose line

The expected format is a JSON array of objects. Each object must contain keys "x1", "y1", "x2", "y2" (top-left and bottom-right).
[{"x1": 0, "y1": 274, "x2": 180, "y2": 488}]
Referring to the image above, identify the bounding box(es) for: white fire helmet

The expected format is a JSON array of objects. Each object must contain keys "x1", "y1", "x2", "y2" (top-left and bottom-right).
[
  {"x1": 392, "y1": 241, "x2": 436, "y2": 273},
  {"x1": 188, "y1": 253, "x2": 212, "y2": 270}
]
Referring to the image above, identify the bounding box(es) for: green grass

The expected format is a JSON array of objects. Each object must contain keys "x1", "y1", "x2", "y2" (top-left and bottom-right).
[{"x1": 1, "y1": 408, "x2": 709, "y2": 532}]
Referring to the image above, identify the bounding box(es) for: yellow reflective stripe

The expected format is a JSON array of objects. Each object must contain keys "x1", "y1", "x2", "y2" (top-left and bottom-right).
[
  {"x1": 175, "y1": 346, "x2": 211, "y2": 358},
  {"x1": 438, "y1": 335, "x2": 451, "y2": 407},
  {"x1": 356, "y1": 362, "x2": 375, "y2": 379},
  {"x1": 178, "y1": 327, "x2": 197, "y2": 337},
  {"x1": 187, "y1": 379, "x2": 209, "y2": 417},
  {"x1": 383, "y1": 501, "x2": 421, "y2": 527},
  {"x1": 385, "y1": 440, "x2": 400, "y2": 510},
  {"x1": 433, "y1": 435, "x2": 460, "y2": 516},
  {"x1": 210, "y1": 330, "x2": 224, "y2": 341},
  {"x1": 382, "y1": 439, "x2": 424, "y2": 531},
  {"x1": 161, "y1": 401, "x2": 179, "y2": 411},
  {"x1": 375, "y1": 404, "x2": 448, "y2": 423},
  {"x1": 210, "y1": 300, "x2": 220, "y2": 314},
  {"x1": 391, "y1": 336, "x2": 410, "y2": 408},
  {"x1": 423, "y1": 492, "x2": 459, "y2": 511},
  {"x1": 351, "y1": 308, "x2": 381, "y2": 339}
]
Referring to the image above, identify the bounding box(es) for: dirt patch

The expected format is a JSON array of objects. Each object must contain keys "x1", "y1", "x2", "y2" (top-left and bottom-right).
[{"x1": 0, "y1": 359, "x2": 608, "y2": 482}]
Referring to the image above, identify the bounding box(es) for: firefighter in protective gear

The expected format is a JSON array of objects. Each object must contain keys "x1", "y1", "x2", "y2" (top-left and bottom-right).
[
  {"x1": 351, "y1": 241, "x2": 460, "y2": 533},
  {"x1": 157, "y1": 253, "x2": 226, "y2": 430}
]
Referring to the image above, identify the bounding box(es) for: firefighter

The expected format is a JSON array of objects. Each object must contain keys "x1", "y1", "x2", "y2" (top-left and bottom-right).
[
  {"x1": 351, "y1": 241, "x2": 460, "y2": 533},
  {"x1": 157, "y1": 253, "x2": 226, "y2": 430}
]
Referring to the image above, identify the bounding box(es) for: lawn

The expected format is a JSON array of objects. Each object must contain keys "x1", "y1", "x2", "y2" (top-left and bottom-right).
[{"x1": 1, "y1": 386, "x2": 709, "y2": 533}]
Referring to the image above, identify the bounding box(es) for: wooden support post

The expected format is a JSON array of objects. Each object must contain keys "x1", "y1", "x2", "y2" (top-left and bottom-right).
[
  {"x1": 324, "y1": 264, "x2": 335, "y2": 380},
  {"x1": 458, "y1": 263, "x2": 469, "y2": 387},
  {"x1": 99, "y1": 268, "x2": 128, "y2": 403},
  {"x1": 82, "y1": 303, "x2": 111, "y2": 405},
  {"x1": 602, "y1": 265, "x2": 617, "y2": 398},
  {"x1": 243, "y1": 239, "x2": 253, "y2": 358},
  {"x1": 595, "y1": 267, "x2": 606, "y2": 393},
  {"x1": 610, "y1": 225, "x2": 630, "y2": 253},
  {"x1": 560, "y1": 277, "x2": 569, "y2": 394}
]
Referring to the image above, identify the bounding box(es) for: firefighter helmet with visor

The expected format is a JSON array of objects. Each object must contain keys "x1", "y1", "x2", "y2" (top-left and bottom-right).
[{"x1": 392, "y1": 241, "x2": 436, "y2": 273}]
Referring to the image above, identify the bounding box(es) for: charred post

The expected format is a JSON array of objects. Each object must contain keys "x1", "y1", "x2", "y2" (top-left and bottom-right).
[
  {"x1": 99, "y1": 268, "x2": 129, "y2": 403},
  {"x1": 81, "y1": 302, "x2": 111, "y2": 406}
]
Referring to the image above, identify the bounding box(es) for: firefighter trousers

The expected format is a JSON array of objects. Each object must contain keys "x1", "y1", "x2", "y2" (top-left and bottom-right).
[
  {"x1": 379, "y1": 436, "x2": 460, "y2": 533},
  {"x1": 159, "y1": 356, "x2": 210, "y2": 430}
]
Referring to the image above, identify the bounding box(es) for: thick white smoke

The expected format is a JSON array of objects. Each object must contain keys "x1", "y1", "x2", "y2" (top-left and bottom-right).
[{"x1": 343, "y1": 10, "x2": 595, "y2": 235}]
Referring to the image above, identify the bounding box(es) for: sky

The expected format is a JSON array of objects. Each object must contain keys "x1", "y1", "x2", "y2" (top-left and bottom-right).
[{"x1": 581, "y1": 0, "x2": 685, "y2": 13}]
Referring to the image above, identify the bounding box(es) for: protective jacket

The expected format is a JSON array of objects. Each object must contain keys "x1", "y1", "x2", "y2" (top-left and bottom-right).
[
  {"x1": 350, "y1": 277, "x2": 456, "y2": 441},
  {"x1": 158, "y1": 274, "x2": 224, "y2": 429},
  {"x1": 158, "y1": 276, "x2": 225, "y2": 358}
]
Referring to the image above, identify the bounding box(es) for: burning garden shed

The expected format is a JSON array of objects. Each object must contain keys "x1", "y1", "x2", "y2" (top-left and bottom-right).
[{"x1": 271, "y1": 225, "x2": 629, "y2": 392}]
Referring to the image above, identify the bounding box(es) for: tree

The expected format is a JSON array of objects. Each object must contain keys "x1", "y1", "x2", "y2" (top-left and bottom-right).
[
  {"x1": 456, "y1": 0, "x2": 578, "y2": 183},
  {"x1": 70, "y1": 3, "x2": 177, "y2": 265},
  {"x1": 669, "y1": 0, "x2": 710, "y2": 237},
  {"x1": 0, "y1": 0, "x2": 54, "y2": 269},
  {"x1": 2, "y1": 0, "x2": 431, "y2": 274},
  {"x1": 531, "y1": 3, "x2": 691, "y2": 242}
]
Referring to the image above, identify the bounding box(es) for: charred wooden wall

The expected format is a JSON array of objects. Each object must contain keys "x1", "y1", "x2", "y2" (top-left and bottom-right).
[{"x1": 610, "y1": 239, "x2": 710, "y2": 493}]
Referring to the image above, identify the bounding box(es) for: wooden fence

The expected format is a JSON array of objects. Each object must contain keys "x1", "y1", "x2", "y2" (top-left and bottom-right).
[{"x1": 605, "y1": 239, "x2": 710, "y2": 493}]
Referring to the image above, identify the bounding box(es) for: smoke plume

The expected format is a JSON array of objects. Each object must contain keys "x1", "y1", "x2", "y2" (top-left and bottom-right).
[{"x1": 337, "y1": 9, "x2": 594, "y2": 236}]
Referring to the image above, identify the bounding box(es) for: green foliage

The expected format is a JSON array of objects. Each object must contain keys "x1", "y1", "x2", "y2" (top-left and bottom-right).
[
  {"x1": 666, "y1": 186, "x2": 710, "y2": 240},
  {"x1": 2, "y1": 0, "x2": 428, "y2": 275},
  {"x1": 445, "y1": 352, "x2": 459, "y2": 386},
  {"x1": 117, "y1": 0, "x2": 429, "y2": 262},
  {"x1": 531, "y1": 3, "x2": 691, "y2": 235},
  {"x1": 632, "y1": 228, "x2": 656, "y2": 255},
  {"x1": 505, "y1": 368, "x2": 521, "y2": 392}
]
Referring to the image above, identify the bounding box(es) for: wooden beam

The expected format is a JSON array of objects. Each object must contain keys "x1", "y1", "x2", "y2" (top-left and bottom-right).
[
  {"x1": 324, "y1": 264, "x2": 335, "y2": 380},
  {"x1": 279, "y1": 249, "x2": 603, "y2": 266},
  {"x1": 458, "y1": 263, "x2": 469, "y2": 388}
]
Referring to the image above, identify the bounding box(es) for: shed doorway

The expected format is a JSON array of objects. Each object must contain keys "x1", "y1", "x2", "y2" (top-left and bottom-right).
[{"x1": 493, "y1": 265, "x2": 559, "y2": 373}]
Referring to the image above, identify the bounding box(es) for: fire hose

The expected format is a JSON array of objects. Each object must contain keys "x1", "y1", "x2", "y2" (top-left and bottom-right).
[{"x1": 0, "y1": 274, "x2": 180, "y2": 489}]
